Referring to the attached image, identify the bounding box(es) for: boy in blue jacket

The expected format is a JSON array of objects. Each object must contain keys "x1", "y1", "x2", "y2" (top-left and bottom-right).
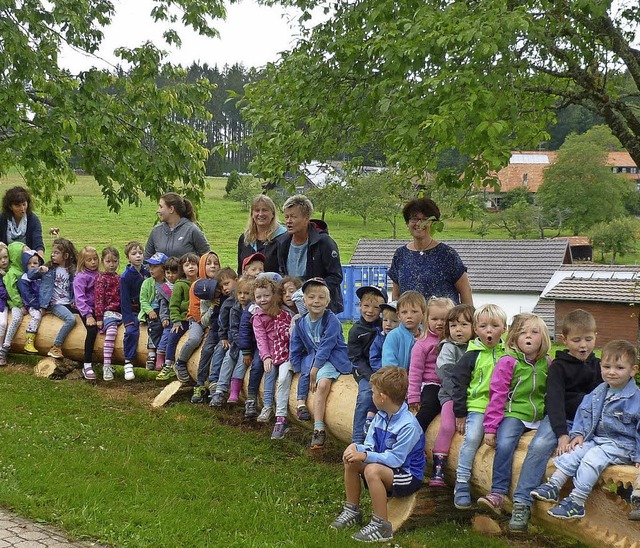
[
  {"x1": 290, "y1": 277, "x2": 352, "y2": 449},
  {"x1": 381, "y1": 290, "x2": 425, "y2": 369},
  {"x1": 330, "y1": 366, "x2": 425, "y2": 542}
]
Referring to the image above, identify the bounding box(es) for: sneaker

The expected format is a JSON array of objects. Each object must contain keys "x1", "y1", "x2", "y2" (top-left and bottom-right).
[
  {"x1": 311, "y1": 429, "x2": 326, "y2": 449},
  {"x1": 531, "y1": 481, "x2": 560, "y2": 503},
  {"x1": 244, "y1": 399, "x2": 258, "y2": 419},
  {"x1": 124, "y1": 363, "x2": 135, "y2": 381},
  {"x1": 103, "y1": 365, "x2": 114, "y2": 381},
  {"x1": 146, "y1": 353, "x2": 156, "y2": 371},
  {"x1": 477, "y1": 493, "x2": 504, "y2": 515},
  {"x1": 629, "y1": 497, "x2": 640, "y2": 520},
  {"x1": 509, "y1": 502, "x2": 531, "y2": 532},
  {"x1": 257, "y1": 406, "x2": 274, "y2": 423},
  {"x1": 352, "y1": 516, "x2": 393, "y2": 542},
  {"x1": 47, "y1": 344, "x2": 63, "y2": 359},
  {"x1": 330, "y1": 504, "x2": 363, "y2": 529},
  {"x1": 454, "y1": 481, "x2": 472, "y2": 509},
  {"x1": 271, "y1": 418, "x2": 290, "y2": 440},
  {"x1": 191, "y1": 385, "x2": 207, "y2": 404},
  {"x1": 296, "y1": 405, "x2": 311, "y2": 421},
  {"x1": 209, "y1": 392, "x2": 225, "y2": 408},
  {"x1": 82, "y1": 366, "x2": 96, "y2": 380},
  {"x1": 174, "y1": 361, "x2": 190, "y2": 383},
  {"x1": 156, "y1": 363, "x2": 176, "y2": 381},
  {"x1": 548, "y1": 496, "x2": 585, "y2": 520}
]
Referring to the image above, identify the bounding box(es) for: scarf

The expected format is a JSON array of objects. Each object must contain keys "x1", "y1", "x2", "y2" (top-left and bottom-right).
[{"x1": 7, "y1": 215, "x2": 27, "y2": 244}]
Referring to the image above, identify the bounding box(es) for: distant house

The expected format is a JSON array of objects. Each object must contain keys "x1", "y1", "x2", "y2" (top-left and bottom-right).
[
  {"x1": 541, "y1": 265, "x2": 640, "y2": 346},
  {"x1": 552, "y1": 236, "x2": 593, "y2": 262},
  {"x1": 350, "y1": 239, "x2": 572, "y2": 327}
]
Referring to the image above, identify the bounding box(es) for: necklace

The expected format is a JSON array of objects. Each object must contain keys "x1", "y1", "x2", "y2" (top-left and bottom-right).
[{"x1": 412, "y1": 239, "x2": 436, "y2": 255}]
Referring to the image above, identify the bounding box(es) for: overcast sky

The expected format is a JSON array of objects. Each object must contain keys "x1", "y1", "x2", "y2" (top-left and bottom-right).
[{"x1": 59, "y1": 1, "x2": 304, "y2": 73}]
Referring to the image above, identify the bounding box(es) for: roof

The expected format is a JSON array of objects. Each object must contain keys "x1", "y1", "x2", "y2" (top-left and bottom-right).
[
  {"x1": 351, "y1": 239, "x2": 572, "y2": 292},
  {"x1": 532, "y1": 297, "x2": 556, "y2": 336},
  {"x1": 553, "y1": 236, "x2": 591, "y2": 247},
  {"x1": 544, "y1": 276, "x2": 640, "y2": 303}
]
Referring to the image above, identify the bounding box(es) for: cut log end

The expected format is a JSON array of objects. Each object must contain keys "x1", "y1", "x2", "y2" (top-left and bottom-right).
[{"x1": 152, "y1": 381, "x2": 185, "y2": 408}]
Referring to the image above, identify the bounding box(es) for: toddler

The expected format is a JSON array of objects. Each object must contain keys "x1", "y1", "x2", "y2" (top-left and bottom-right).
[
  {"x1": 16, "y1": 248, "x2": 46, "y2": 355},
  {"x1": 139, "y1": 252, "x2": 168, "y2": 370},
  {"x1": 154, "y1": 256, "x2": 179, "y2": 378}
]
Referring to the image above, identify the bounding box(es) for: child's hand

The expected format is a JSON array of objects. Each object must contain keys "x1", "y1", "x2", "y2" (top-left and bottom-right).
[
  {"x1": 39, "y1": 265, "x2": 48, "y2": 273},
  {"x1": 264, "y1": 357, "x2": 273, "y2": 372},
  {"x1": 222, "y1": 339, "x2": 230, "y2": 350},
  {"x1": 86, "y1": 316, "x2": 96, "y2": 327},
  {"x1": 97, "y1": 320, "x2": 103, "y2": 330},
  {"x1": 162, "y1": 319, "x2": 169, "y2": 328},
  {"x1": 555, "y1": 435, "x2": 571, "y2": 456},
  {"x1": 569, "y1": 435, "x2": 584, "y2": 451},
  {"x1": 148, "y1": 310, "x2": 158, "y2": 321},
  {"x1": 342, "y1": 444, "x2": 365, "y2": 464},
  {"x1": 310, "y1": 366, "x2": 319, "y2": 392},
  {"x1": 243, "y1": 354, "x2": 253, "y2": 367},
  {"x1": 409, "y1": 403, "x2": 420, "y2": 414},
  {"x1": 456, "y1": 417, "x2": 466, "y2": 435},
  {"x1": 483, "y1": 433, "x2": 496, "y2": 447},
  {"x1": 636, "y1": 462, "x2": 640, "y2": 468},
  {"x1": 170, "y1": 323, "x2": 183, "y2": 333}
]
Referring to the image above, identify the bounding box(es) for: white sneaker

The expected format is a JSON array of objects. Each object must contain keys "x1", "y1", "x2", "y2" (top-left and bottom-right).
[
  {"x1": 103, "y1": 365, "x2": 114, "y2": 381},
  {"x1": 257, "y1": 406, "x2": 274, "y2": 423},
  {"x1": 124, "y1": 363, "x2": 135, "y2": 381}
]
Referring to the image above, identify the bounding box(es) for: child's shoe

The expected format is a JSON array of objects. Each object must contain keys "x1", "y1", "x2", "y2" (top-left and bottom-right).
[
  {"x1": 209, "y1": 392, "x2": 225, "y2": 408},
  {"x1": 548, "y1": 496, "x2": 585, "y2": 520},
  {"x1": 155, "y1": 352, "x2": 165, "y2": 371},
  {"x1": 257, "y1": 406, "x2": 274, "y2": 423},
  {"x1": 454, "y1": 480, "x2": 472, "y2": 509},
  {"x1": 271, "y1": 417, "x2": 290, "y2": 440},
  {"x1": 509, "y1": 502, "x2": 531, "y2": 532},
  {"x1": 531, "y1": 481, "x2": 560, "y2": 503},
  {"x1": 477, "y1": 492, "x2": 504, "y2": 515},
  {"x1": 296, "y1": 404, "x2": 311, "y2": 421},
  {"x1": 47, "y1": 344, "x2": 63, "y2": 359},
  {"x1": 24, "y1": 333, "x2": 37, "y2": 354},
  {"x1": 191, "y1": 385, "x2": 206, "y2": 404},
  {"x1": 228, "y1": 378, "x2": 242, "y2": 403},
  {"x1": 174, "y1": 360, "x2": 190, "y2": 383},
  {"x1": 156, "y1": 363, "x2": 176, "y2": 381},
  {"x1": 310, "y1": 429, "x2": 326, "y2": 449},
  {"x1": 428, "y1": 453, "x2": 447, "y2": 487},
  {"x1": 0, "y1": 346, "x2": 8, "y2": 366},
  {"x1": 629, "y1": 496, "x2": 640, "y2": 520},
  {"x1": 352, "y1": 514, "x2": 392, "y2": 542},
  {"x1": 103, "y1": 365, "x2": 115, "y2": 381},
  {"x1": 146, "y1": 353, "x2": 156, "y2": 371},
  {"x1": 124, "y1": 362, "x2": 135, "y2": 381},
  {"x1": 244, "y1": 398, "x2": 258, "y2": 419},
  {"x1": 330, "y1": 502, "x2": 363, "y2": 529},
  {"x1": 82, "y1": 365, "x2": 96, "y2": 380}
]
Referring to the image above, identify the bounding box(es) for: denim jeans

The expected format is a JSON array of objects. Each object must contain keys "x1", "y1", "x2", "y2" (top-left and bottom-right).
[
  {"x1": 165, "y1": 321, "x2": 188, "y2": 362},
  {"x1": 247, "y1": 353, "x2": 264, "y2": 397},
  {"x1": 49, "y1": 304, "x2": 76, "y2": 347},
  {"x1": 352, "y1": 377, "x2": 374, "y2": 444},
  {"x1": 146, "y1": 316, "x2": 163, "y2": 349},
  {"x1": 456, "y1": 411, "x2": 485, "y2": 483},
  {"x1": 554, "y1": 436, "x2": 631, "y2": 503},
  {"x1": 262, "y1": 364, "x2": 278, "y2": 407},
  {"x1": 196, "y1": 328, "x2": 218, "y2": 386},
  {"x1": 207, "y1": 341, "x2": 227, "y2": 384},
  {"x1": 216, "y1": 349, "x2": 247, "y2": 394},
  {"x1": 513, "y1": 416, "x2": 561, "y2": 505},
  {"x1": 490, "y1": 417, "x2": 528, "y2": 494},
  {"x1": 275, "y1": 361, "x2": 294, "y2": 417},
  {"x1": 177, "y1": 319, "x2": 204, "y2": 364},
  {"x1": 297, "y1": 370, "x2": 310, "y2": 401}
]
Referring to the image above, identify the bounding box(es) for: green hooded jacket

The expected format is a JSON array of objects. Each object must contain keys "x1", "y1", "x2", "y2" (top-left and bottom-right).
[{"x1": 4, "y1": 242, "x2": 25, "y2": 308}]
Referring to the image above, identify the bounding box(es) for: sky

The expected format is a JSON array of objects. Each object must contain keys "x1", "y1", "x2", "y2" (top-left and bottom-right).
[{"x1": 59, "y1": 1, "x2": 305, "y2": 73}]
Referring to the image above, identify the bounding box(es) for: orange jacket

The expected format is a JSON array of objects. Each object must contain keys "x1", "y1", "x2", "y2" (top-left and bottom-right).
[{"x1": 187, "y1": 251, "x2": 219, "y2": 322}]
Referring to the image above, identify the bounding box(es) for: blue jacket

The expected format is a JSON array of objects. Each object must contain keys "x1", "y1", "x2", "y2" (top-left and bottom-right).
[
  {"x1": 237, "y1": 302, "x2": 257, "y2": 356},
  {"x1": 227, "y1": 298, "x2": 245, "y2": 361},
  {"x1": 120, "y1": 264, "x2": 149, "y2": 326},
  {"x1": 369, "y1": 329, "x2": 385, "y2": 373},
  {"x1": 289, "y1": 309, "x2": 352, "y2": 375},
  {"x1": 34, "y1": 266, "x2": 74, "y2": 309},
  {"x1": 571, "y1": 379, "x2": 640, "y2": 462},
  {"x1": 381, "y1": 324, "x2": 415, "y2": 370},
  {"x1": 17, "y1": 250, "x2": 44, "y2": 309},
  {"x1": 356, "y1": 401, "x2": 425, "y2": 480}
]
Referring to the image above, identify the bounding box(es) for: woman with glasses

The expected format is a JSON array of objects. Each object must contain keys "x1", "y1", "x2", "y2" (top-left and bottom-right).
[{"x1": 388, "y1": 198, "x2": 472, "y2": 305}]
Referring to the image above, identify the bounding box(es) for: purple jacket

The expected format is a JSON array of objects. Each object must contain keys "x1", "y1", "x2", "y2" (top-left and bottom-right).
[{"x1": 73, "y1": 269, "x2": 98, "y2": 318}]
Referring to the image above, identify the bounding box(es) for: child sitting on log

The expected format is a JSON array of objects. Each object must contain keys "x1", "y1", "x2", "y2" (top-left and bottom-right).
[
  {"x1": 381, "y1": 290, "x2": 425, "y2": 369},
  {"x1": 0, "y1": 243, "x2": 10, "y2": 363},
  {"x1": 290, "y1": 277, "x2": 352, "y2": 449},
  {"x1": 138, "y1": 252, "x2": 168, "y2": 371},
  {"x1": 330, "y1": 366, "x2": 425, "y2": 542}
]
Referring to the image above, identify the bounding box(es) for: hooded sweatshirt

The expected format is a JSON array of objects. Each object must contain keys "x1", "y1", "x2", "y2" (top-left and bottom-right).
[
  {"x1": 17, "y1": 248, "x2": 44, "y2": 309},
  {"x1": 144, "y1": 217, "x2": 210, "y2": 260},
  {"x1": 73, "y1": 267, "x2": 98, "y2": 318},
  {"x1": 5, "y1": 242, "x2": 27, "y2": 308},
  {"x1": 187, "y1": 251, "x2": 219, "y2": 322}
]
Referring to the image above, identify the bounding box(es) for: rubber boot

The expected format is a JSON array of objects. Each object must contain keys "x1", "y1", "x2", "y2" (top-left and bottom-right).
[
  {"x1": 228, "y1": 378, "x2": 243, "y2": 403},
  {"x1": 155, "y1": 351, "x2": 165, "y2": 372},
  {"x1": 429, "y1": 452, "x2": 447, "y2": 487},
  {"x1": 24, "y1": 332, "x2": 37, "y2": 354}
]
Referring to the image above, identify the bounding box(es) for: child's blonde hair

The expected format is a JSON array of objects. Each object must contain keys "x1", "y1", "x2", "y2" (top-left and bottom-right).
[
  {"x1": 427, "y1": 297, "x2": 455, "y2": 318},
  {"x1": 506, "y1": 313, "x2": 550, "y2": 362},
  {"x1": 0, "y1": 242, "x2": 8, "y2": 275},
  {"x1": 370, "y1": 366, "x2": 408, "y2": 405},
  {"x1": 444, "y1": 304, "x2": 475, "y2": 339},
  {"x1": 473, "y1": 303, "x2": 507, "y2": 328},
  {"x1": 77, "y1": 246, "x2": 99, "y2": 273},
  {"x1": 396, "y1": 290, "x2": 427, "y2": 314},
  {"x1": 252, "y1": 276, "x2": 281, "y2": 317},
  {"x1": 236, "y1": 276, "x2": 253, "y2": 295}
]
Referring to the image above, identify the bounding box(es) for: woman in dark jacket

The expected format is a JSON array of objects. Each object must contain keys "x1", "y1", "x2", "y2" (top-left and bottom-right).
[{"x1": 0, "y1": 186, "x2": 45, "y2": 256}]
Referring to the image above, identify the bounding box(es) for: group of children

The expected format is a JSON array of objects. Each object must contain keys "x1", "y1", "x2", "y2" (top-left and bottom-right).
[
  {"x1": 1, "y1": 240, "x2": 639, "y2": 542},
  {"x1": 333, "y1": 285, "x2": 640, "y2": 542}
]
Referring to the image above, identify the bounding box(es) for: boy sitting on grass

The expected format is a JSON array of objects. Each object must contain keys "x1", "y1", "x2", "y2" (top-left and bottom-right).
[{"x1": 330, "y1": 366, "x2": 425, "y2": 542}]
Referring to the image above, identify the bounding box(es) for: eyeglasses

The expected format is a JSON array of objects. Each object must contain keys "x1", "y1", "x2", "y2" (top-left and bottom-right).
[{"x1": 408, "y1": 216, "x2": 431, "y2": 224}]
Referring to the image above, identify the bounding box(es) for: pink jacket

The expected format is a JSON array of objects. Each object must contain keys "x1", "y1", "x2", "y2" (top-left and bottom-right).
[
  {"x1": 251, "y1": 307, "x2": 292, "y2": 366},
  {"x1": 408, "y1": 330, "x2": 441, "y2": 404}
]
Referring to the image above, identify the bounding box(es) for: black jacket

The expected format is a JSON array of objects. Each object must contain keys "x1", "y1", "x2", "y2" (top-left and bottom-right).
[
  {"x1": 348, "y1": 316, "x2": 381, "y2": 381},
  {"x1": 277, "y1": 220, "x2": 343, "y2": 313}
]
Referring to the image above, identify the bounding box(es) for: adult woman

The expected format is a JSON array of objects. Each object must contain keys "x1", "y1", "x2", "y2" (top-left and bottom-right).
[
  {"x1": 0, "y1": 186, "x2": 45, "y2": 257},
  {"x1": 144, "y1": 192, "x2": 210, "y2": 259},
  {"x1": 389, "y1": 197, "x2": 472, "y2": 305},
  {"x1": 237, "y1": 195, "x2": 287, "y2": 274},
  {"x1": 277, "y1": 194, "x2": 344, "y2": 313}
]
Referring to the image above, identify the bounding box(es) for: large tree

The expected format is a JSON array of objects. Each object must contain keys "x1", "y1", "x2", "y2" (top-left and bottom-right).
[
  {"x1": 1, "y1": 0, "x2": 228, "y2": 212},
  {"x1": 243, "y1": 0, "x2": 640, "y2": 186}
]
